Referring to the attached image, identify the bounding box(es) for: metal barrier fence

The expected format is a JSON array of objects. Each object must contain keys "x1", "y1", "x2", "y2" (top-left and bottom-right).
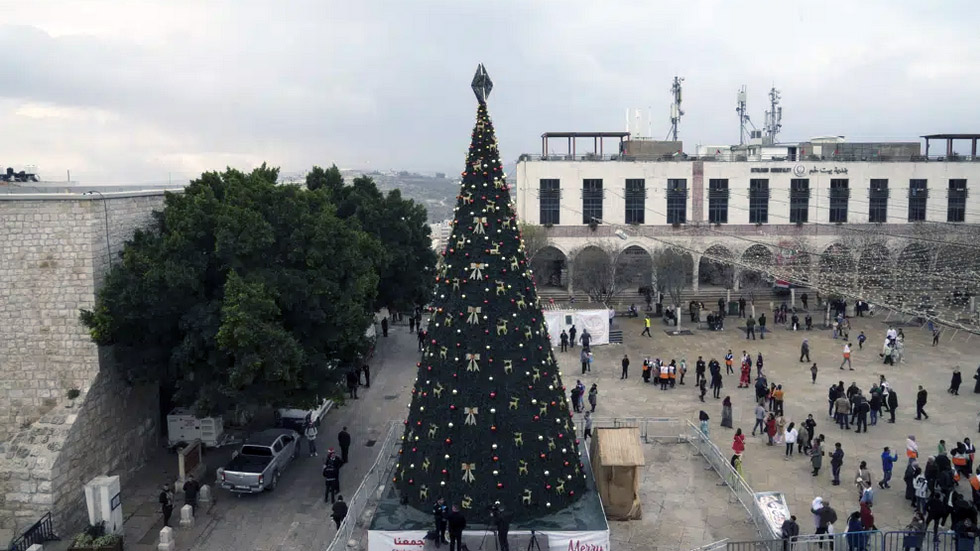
[
  {"x1": 9, "y1": 511, "x2": 58, "y2": 551},
  {"x1": 574, "y1": 416, "x2": 690, "y2": 443},
  {"x1": 687, "y1": 421, "x2": 778, "y2": 541},
  {"x1": 728, "y1": 530, "x2": 961, "y2": 551},
  {"x1": 324, "y1": 420, "x2": 400, "y2": 551}
]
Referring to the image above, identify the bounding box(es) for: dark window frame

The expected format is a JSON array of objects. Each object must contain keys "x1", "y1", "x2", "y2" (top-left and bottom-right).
[
  {"x1": 539, "y1": 179, "x2": 561, "y2": 225},
  {"x1": 708, "y1": 179, "x2": 729, "y2": 224},
  {"x1": 749, "y1": 179, "x2": 770, "y2": 224},
  {"x1": 789, "y1": 178, "x2": 810, "y2": 224},
  {"x1": 869, "y1": 179, "x2": 889, "y2": 223},
  {"x1": 908, "y1": 179, "x2": 928, "y2": 222},
  {"x1": 624, "y1": 178, "x2": 646, "y2": 224},
  {"x1": 582, "y1": 179, "x2": 603, "y2": 224},
  {"x1": 666, "y1": 179, "x2": 687, "y2": 224},
  {"x1": 829, "y1": 178, "x2": 849, "y2": 223},
  {"x1": 948, "y1": 179, "x2": 967, "y2": 223}
]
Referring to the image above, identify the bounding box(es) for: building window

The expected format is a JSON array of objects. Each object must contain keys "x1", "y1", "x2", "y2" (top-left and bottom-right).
[
  {"x1": 539, "y1": 179, "x2": 560, "y2": 225},
  {"x1": 829, "y1": 179, "x2": 849, "y2": 223},
  {"x1": 666, "y1": 179, "x2": 687, "y2": 224},
  {"x1": 948, "y1": 179, "x2": 967, "y2": 222},
  {"x1": 582, "y1": 179, "x2": 603, "y2": 224},
  {"x1": 908, "y1": 179, "x2": 927, "y2": 222},
  {"x1": 625, "y1": 179, "x2": 645, "y2": 224},
  {"x1": 869, "y1": 179, "x2": 888, "y2": 223},
  {"x1": 749, "y1": 179, "x2": 769, "y2": 224},
  {"x1": 789, "y1": 179, "x2": 810, "y2": 224},
  {"x1": 708, "y1": 179, "x2": 729, "y2": 224}
]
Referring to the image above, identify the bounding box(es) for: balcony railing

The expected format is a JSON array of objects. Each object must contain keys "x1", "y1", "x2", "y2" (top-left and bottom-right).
[{"x1": 518, "y1": 153, "x2": 980, "y2": 163}]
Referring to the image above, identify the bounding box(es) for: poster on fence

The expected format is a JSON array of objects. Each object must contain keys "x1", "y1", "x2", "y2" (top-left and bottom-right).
[
  {"x1": 368, "y1": 529, "x2": 610, "y2": 551},
  {"x1": 543, "y1": 309, "x2": 611, "y2": 347},
  {"x1": 755, "y1": 491, "x2": 791, "y2": 539}
]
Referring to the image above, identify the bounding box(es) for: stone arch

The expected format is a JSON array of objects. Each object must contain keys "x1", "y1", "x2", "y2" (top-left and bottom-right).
[
  {"x1": 531, "y1": 245, "x2": 569, "y2": 289},
  {"x1": 857, "y1": 243, "x2": 891, "y2": 290},
  {"x1": 699, "y1": 244, "x2": 735, "y2": 287},
  {"x1": 615, "y1": 245, "x2": 653, "y2": 290},
  {"x1": 818, "y1": 242, "x2": 854, "y2": 289},
  {"x1": 739, "y1": 244, "x2": 774, "y2": 289}
]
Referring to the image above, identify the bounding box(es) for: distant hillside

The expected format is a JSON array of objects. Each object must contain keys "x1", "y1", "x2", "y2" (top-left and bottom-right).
[{"x1": 344, "y1": 170, "x2": 459, "y2": 223}]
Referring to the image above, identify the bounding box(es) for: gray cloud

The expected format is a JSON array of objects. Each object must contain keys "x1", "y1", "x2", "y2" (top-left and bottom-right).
[{"x1": 1, "y1": 0, "x2": 979, "y2": 183}]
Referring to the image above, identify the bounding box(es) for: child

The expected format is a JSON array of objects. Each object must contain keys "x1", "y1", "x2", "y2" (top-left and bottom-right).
[
  {"x1": 857, "y1": 331, "x2": 866, "y2": 350},
  {"x1": 811, "y1": 363, "x2": 818, "y2": 384}
]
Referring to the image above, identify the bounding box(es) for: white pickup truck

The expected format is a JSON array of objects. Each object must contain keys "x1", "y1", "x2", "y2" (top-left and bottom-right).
[{"x1": 216, "y1": 429, "x2": 300, "y2": 493}]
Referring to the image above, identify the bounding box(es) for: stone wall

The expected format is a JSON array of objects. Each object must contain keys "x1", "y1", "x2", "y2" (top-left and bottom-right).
[{"x1": 0, "y1": 192, "x2": 168, "y2": 537}]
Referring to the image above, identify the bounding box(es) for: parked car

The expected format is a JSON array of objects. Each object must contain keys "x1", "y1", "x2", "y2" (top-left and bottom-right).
[
  {"x1": 216, "y1": 429, "x2": 299, "y2": 493},
  {"x1": 275, "y1": 398, "x2": 332, "y2": 432}
]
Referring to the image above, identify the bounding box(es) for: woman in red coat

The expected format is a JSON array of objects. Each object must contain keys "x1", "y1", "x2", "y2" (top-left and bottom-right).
[
  {"x1": 732, "y1": 428, "x2": 746, "y2": 455},
  {"x1": 739, "y1": 361, "x2": 751, "y2": 388},
  {"x1": 765, "y1": 414, "x2": 777, "y2": 446}
]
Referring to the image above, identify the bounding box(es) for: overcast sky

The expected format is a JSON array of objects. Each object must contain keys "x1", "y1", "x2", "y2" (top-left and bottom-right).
[{"x1": 2, "y1": 1, "x2": 979, "y2": 183}]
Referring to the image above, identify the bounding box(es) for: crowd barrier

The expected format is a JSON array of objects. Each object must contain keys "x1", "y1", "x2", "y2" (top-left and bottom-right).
[
  {"x1": 324, "y1": 420, "x2": 400, "y2": 551},
  {"x1": 728, "y1": 530, "x2": 962, "y2": 551}
]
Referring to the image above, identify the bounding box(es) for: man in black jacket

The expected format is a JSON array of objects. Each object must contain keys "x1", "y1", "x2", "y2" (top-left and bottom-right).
[
  {"x1": 887, "y1": 390, "x2": 898, "y2": 423},
  {"x1": 491, "y1": 502, "x2": 512, "y2": 551},
  {"x1": 338, "y1": 427, "x2": 352, "y2": 464},
  {"x1": 323, "y1": 450, "x2": 343, "y2": 503},
  {"x1": 432, "y1": 498, "x2": 449, "y2": 547},
  {"x1": 916, "y1": 386, "x2": 929, "y2": 420},
  {"x1": 331, "y1": 495, "x2": 348, "y2": 528},
  {"x1": 447, "y1": 505, "x2": 467, "y2": 551}
]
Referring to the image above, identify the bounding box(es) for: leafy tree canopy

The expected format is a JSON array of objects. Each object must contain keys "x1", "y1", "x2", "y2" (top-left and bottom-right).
[
  {"x1": 306, "y1": 168, "x2": 437, "y2": 312},
  {"x1": 82, "y1": 165, "x2": 382, "y2": 414}
]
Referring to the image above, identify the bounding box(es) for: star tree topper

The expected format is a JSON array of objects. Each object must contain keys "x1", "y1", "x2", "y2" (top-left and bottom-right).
[{"x1": 471, "y1": 63, "x2": 493, "y2": 105}]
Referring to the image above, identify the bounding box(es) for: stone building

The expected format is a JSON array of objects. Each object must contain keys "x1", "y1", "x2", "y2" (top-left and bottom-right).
[
  {"x1": 514, "y1": 132, "x2": 980, "y2": 301},
  {"x1": 0, "y1": 188, "x2": 175, "y2": 540}
]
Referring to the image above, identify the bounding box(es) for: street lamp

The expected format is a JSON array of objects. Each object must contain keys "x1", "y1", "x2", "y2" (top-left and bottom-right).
[{"x1": 83, "y1": 191, "x2": 112, "y2": 269}]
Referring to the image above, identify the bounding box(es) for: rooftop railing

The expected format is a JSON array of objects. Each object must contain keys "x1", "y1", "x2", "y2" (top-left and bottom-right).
[{"x1": 518, "y1": 154, "x2": 980, "y2": 163}]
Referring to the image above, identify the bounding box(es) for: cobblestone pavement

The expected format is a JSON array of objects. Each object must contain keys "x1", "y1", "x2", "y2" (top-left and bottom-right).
[{"x1": 561, "y1": 309, "x2": 980, "y2": 538}]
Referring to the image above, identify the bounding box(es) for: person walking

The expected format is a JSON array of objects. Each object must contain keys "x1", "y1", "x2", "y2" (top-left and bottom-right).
[
  {"x1": 305, "y1": 420, "x2": 318, "y2": 457},
  {"x1": 785, "y1": 422, "x2": 798, "y2": 459},
  {"x1": 159, "y1": 484, "x2": 175, "y2": 527},
  {"x1": 773, "y1": 385, "x2": 785, "y2": 416},
  {"x1": 759, "y1": 312, "x2": 767, "y2": 340},
  {"x1": 746, "y1": 316, "x2": 756, "y2": 340},
  {"x1": 580, "y1": 347, "x2": 590, "y2": 375},
  {"x1": 725, "y1": 350, "x2": 734, "y2": 375},
  {"x1": 361, "y1": 363, "x2": 371, "y2": 388},
  {"x1": 949, "y1": 367, "x2": 962, "y2": 395},
  {"x1": 447, "y1": 505, "x2": 467, "y2": 551},
  {"x1": 560, "y1": 330, "x2": 568, "y2": 352},
  {"x1": 323, "y1": 451, "x2": 342, "y2": 503},
  {"x1": 583, "y1": 411, "x2": 593, "y2": 440},
  {"x1": 915, "y1": 386, "x2": 929, "y2": 420},
  {"x1": 711, "y1": 367, "x2": 723, "y2": 399},
  {"x1": 801, "y1": 339, "x2": 811, "y2": 363},
  {"x1": 752, "y1": 402, "x2": 766, "y2": 436},
  {"x1": 588, "y1": 384, "x2": 598, "y2": 413},
  {"x1": 906, "y1": 435, "x2": 919, "y2": 460},
  {"x1": 802, "y1": 415, "x2": 817, "y2": 455},
  {"x1": 338, "y1": 426, "x2": 351, "y2": 464},
  {"x1": 381, "y1": 316, "x2": 389, "y2": 337},
  {"x1": 880, "y1": 446, "x2": 898, "y2": 489},
  {"x1": 839, "y1": 343, "x2": 853, "y2": 370},
  {"x1": 183, "y1": 474, "x2": 200, "y2": 514},
  {"x1": 811, "y1": 363, "x2": 819, "y2": 384},
  {"x1": 699, "y1": 377, "x2": 708, "y2": 402},
  {"x1": 641, "y1": 316, "x2": 652, "y2": 337},
  {"x1": 733, "y1": 428, "x2": 746, "y2": 455},
  {"x1": 346, "y1": 368, "x2": 359, "y2": 399},
  {"x1": 331, "y1": 495, "x2": 349, "y2": 529},
  {"x1": 696, "y1": 356, "x2": 706, "y2": 386},
  {"x1": 739, "y1": 296, "x2": 747, "y2": 318},
  {"x1": 810, "y1": 438, "x2": 824, "y2": 476},
  {"x1": 409, "y1": 315, "x2": 415, "y2": 333},
  {"x1": 569, "y1": 325, "x2": 577, "y2": 348},
  {"x1": 579, "y1": 329, "x2": 592, "y2": 350},
  {"x1": 887, "y1": 389, "x2": 898, "y2": 423},
  {"x1": 831, "y1": 442, "x2": 845, "y2": 485},
  {"x1": 621, "y1": 354, "x2": 630, "y2": 380},
  {"x1": 721, "y1": 396, "x2": 733, "y2": 428}
]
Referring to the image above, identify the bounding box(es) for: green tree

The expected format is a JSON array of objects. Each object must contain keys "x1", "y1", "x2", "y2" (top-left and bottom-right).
[
  {"x1": 394, "y1": 101, "x2": 585, "y2": 519},
  {"x1": 307, "y1": 170, "x2": 437, "y2": 312},
  {"x1": 81, "y1": 165, "x2": 381, "y2": 413}
]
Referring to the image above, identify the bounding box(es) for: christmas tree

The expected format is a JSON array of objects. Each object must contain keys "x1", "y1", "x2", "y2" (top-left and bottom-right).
[{"x1": 393, "y1": 65, "x2": 586, "y2": 519}]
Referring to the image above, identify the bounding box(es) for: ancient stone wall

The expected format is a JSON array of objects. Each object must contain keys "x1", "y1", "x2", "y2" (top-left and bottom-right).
[{"x1": 0, "y1": 192, "x2": 167, "y2": 537}]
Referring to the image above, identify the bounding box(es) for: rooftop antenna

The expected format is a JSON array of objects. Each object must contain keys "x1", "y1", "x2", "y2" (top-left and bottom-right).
[
  {"x1": 764, "y1": 86, "x2": 782, "y2": 145},
  {"x1": 666, "y1": 76, "x2": 684, "y2": 141},
  {"x1": 736, "y1": 85, "x2": 750, "y2": 145}
]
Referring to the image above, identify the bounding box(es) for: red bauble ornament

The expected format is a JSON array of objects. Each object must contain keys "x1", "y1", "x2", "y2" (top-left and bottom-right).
[
  {"x1": 533, "y1": 415, "x2": 540, "y2": 421},
  {"x1": 540, "y1": 453, "x2": 546, "y2": 459},
  {"x1": 490, "y1": 391, "x2": 497, "y2": 398},
  {"x1": 497, "y1": 483, "x2": 503, "y2": 488},
  {"x1": 491, "y1": 425, "x2": 497, "y2": 431},
  {"x1": 446, "y1": 438, "x2": 452, "y2": 444},
  {"x1": 493, "y1": 456, "x2": 499, "y2": 461}
]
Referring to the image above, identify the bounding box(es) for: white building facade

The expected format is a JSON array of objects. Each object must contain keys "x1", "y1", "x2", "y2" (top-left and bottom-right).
[{"x1": 514, "y1": 148, "x2": 980, "y2": 296}]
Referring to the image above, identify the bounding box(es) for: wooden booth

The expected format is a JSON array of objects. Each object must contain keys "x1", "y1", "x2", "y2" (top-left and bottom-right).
[{"x1": 589, "y1": 427, "x2": 644, "y2": 520}]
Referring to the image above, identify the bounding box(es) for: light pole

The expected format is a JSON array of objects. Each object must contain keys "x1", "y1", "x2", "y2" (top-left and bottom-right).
[{"x1": 83, "y1": 191, "x2": 112, "y2": 269}]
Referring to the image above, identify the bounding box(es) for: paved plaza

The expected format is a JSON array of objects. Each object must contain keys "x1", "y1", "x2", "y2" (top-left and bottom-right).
[{"x1": 562, "y1": 308, "x2": 980, "y2": 536}]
